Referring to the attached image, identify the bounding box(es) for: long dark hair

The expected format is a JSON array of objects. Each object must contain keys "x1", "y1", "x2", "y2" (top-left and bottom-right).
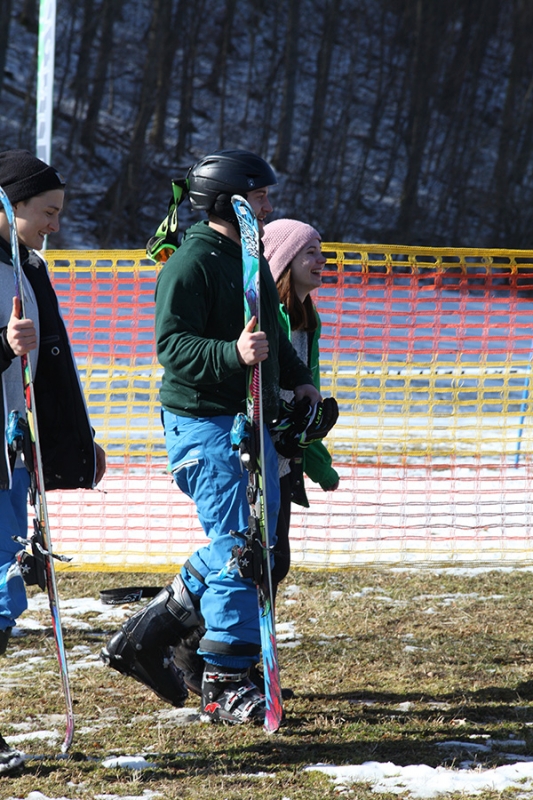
[{"x1": 276, "y1": 266, "x2": 318, "y2": 332}]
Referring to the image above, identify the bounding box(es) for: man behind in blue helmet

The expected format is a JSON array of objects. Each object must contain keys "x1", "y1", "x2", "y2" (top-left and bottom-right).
[{"x1": 102, "y1": 150, "x2": 320, "y2": 724}]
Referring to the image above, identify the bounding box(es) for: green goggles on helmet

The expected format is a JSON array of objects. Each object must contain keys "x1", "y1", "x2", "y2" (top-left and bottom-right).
[{"x1": 146, "y1": 178, "x2": 189, "y2": 263}]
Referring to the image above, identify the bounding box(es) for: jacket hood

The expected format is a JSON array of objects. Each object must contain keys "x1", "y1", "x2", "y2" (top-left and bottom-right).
[
  {"x1": 181, "y1": 219, "x2": 267, "y2": 260},
  {"x1": 181, "y1": 220, "x2": 241, "y2": 257}
]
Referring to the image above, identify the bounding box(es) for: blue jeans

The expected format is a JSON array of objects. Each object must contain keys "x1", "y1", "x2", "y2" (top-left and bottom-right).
[
  {"x1": 0, "y1": 468, "x2": 30, "y2": 630},
  {"x1": 162, "y1": 410, "x2": 279, "y2": 669}
]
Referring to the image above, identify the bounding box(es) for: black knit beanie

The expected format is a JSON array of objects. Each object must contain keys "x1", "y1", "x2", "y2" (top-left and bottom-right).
[{"x1": 0, "y1": 149, "x2": 66, "y2": 204}]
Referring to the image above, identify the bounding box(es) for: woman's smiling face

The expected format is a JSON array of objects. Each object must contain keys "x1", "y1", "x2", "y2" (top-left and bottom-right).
[
  {"x1": 14, "y1": 189, "x2": 64, "y2": 250},
  {"x1": 290, "y1": 237, "x2": 326, "y2": 300}
]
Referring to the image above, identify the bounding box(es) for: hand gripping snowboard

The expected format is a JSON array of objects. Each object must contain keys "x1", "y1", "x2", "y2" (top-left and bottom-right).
[
  {"x1": 231, "y1": 194, "x2": 283, "y2": 732},
  {"x1": 0, "y1": 185, "x2": 75, "y2": 753}
]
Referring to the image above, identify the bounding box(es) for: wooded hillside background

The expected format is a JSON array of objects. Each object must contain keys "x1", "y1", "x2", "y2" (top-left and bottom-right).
[{"x1": 1, "y1": 0, "x2": 533, "y2": 249}]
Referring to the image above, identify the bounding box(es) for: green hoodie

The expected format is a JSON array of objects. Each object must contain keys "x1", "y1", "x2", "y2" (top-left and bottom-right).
[
  {"x1": 278, "y1": 303, "x2": 339, "y2": 492},
  {"x1": 155, "y1": 221, "x2": 313, "y2": 421}
]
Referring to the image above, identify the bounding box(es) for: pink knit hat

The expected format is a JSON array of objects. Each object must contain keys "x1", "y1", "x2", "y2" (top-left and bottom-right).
[{"x1": 263, "y1": 219, "x2": 321, "y2": 282}]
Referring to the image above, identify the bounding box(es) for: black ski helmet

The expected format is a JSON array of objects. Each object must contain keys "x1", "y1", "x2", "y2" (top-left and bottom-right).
[{"x1": 187, "y1": 149, "x2": 277, "y2": 224}]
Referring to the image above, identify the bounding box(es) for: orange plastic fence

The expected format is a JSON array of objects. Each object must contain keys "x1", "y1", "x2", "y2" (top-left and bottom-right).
[{"x1": 43, "y1": 246, "x2": 533, "y2": 570}]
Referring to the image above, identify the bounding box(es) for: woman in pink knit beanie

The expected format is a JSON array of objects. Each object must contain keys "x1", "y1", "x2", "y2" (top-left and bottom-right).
[{"x1": 262, "y1": 219, "x2": 340, "y2": 594}]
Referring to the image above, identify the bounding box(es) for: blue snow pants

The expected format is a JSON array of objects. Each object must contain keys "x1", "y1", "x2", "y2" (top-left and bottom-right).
[
  {"x1": 162, "y1": 410, "x2": 280, "y2": 669},
  {"x1": 0, "y1": 468, "x2": 29, "y2": 630}
]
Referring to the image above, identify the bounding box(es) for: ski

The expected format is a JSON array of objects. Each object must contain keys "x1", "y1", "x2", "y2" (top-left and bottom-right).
[
  {"x1": 0, "y1": 185, "x2": 75, "y2": 753},
  {"x1": 231, "y1": 194, "x2": 283, "y2": 733}
]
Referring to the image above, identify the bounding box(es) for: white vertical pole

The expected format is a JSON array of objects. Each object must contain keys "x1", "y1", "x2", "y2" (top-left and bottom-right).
[
  {"x1": 36, "y1": 0, "x2": 57, "y2": 251},
  {"x1": 36, "y1": 0, "x2": 56, "y2": 166}
]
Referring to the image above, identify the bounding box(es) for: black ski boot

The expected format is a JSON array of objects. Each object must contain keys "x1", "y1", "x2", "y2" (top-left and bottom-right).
[
  {"x1": 0, "y1": 734, "x2": 23, "y2": 776},
  {"x1": 0, "y1": 628, "x2": 12, "y2": 657},
  {"x1": 101, "y1": 575, "x2": 202, "y2": 707},
  {"x1": 201, "y1": 666, "x2": 265, "y2": 724},
  {"x1": 173, "y1": 626, "x2": 206, "y2": 697}
]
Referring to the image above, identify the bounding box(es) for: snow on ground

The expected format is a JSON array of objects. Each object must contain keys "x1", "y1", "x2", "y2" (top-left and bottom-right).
[
  {"x1": 307, "y1": 760, "x2": 533, "y2": 797},
  {"x1": 4, "y1": 582, "x2": 533, "y2": 799},
  {"x1": 7, "y1": 759, "x2": 533, "y2": 799}
]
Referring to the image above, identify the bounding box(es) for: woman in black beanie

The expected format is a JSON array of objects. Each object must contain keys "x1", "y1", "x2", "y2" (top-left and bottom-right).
[{"x1": 0, "y1": 150, "x2": 106, "y2": 775}]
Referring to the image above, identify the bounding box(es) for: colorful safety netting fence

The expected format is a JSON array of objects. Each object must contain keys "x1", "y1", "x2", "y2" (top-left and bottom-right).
[{"x1": 43, "y1": 245, "x2": 533, "y2": 570}]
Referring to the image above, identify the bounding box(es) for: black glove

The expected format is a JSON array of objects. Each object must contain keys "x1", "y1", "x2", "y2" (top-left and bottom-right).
[
  {"x1": 272, "y1": 398, "x2": 313, "y2": 435},
  {"x1": 299, "y1": 396, "x2": 339, "y2": 447},
  {"x1": 270, "y1": 398, "x2": 313, "y2": 458},
  {"x1": 271, "y1": 396, "x2": 339, "y2": 458}
]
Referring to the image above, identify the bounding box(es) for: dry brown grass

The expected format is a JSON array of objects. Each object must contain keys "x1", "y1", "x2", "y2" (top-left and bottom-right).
[{"x1": 0, "y1": 568, "x2": 533, "y2": 798}]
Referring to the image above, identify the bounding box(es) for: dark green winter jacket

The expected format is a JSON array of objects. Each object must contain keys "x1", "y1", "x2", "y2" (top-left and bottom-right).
[{"x1": 155, "y1": 221, "x2": 313, "y2": 421}]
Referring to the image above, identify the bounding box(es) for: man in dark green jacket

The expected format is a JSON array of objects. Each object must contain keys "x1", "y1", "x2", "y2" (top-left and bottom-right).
[{"x1": 103, "y1": 151, "x2": 319, "y2": 724}]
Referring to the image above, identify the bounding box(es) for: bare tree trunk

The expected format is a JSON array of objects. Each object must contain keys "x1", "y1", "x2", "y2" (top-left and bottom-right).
[
  {"x1": 330, "y1": 6, "x2": 390, "y2": 239},
  {"x1": 300, "y1": 0, "x2": 341, "y2": 180},
  {"x1": 238, "y1": 0, "x2": 263, "y2": 128},
  {"x1": 206, "y1": 0, "x2": 237, "y2": 94},
  {"x1": 56, "y1": 0, "x2": 77, "y2": 111},
  {"x1": 0, "y1": 0, "x2": 13, "y2": 100},
  {"x1": 257, "y1": 4, "x2": 284, "y2": 154},
  {"x1": 65, "y1": 0, "x2": 99, "y2": 153},
  {"x1": 271, "y1": 0, "x2": 301, "y2": 173},
  {"x1": 492, "y1": 0, "x2": 533, "y2": 243},
  {"x1": 175, "y1": 0, "x2": 206, "y2": 161},
  {"x1": 396, "y1": 0, "x2": 444, "y2": 240},
  {"x1": 101, "y1": 0, "x2": 174, "y2": 243},
  {"x1": 150, "y1": 0, "x2": 183, "y2": 148},
  {"x1": 18, "y1": 0, "x2": 38, "y2": 32},
  {"x1": 432, "y1": 0, "x2": 502, "y2": 242},
  {"x1": 216, "y1": 0, "x2": 238, "y2": 148},
  {"x1": 81, "y1": 0, "x2": 122, "y2": 152},
  {"x1": 70, "y1": 0, "x2": 98, "y2": 106}
]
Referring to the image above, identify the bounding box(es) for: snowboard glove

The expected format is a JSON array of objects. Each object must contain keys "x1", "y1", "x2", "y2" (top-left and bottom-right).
[
  {"x1": 271, "y1": 396, "x2": 339, "y2": 458},
  {"x1": 299, "y1": 396, "x2": 339, "y2": 448}
]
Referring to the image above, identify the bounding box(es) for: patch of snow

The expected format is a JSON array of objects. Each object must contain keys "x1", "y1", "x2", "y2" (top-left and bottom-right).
[
  {"x1": 95, "y1": 793, "x2": 162, "y2": 800},
  {"x1": 155, "y1": 708, "x2": 201, "y2": 727},
  {"x1": 306, "y1": 760, "x2": 533, "y2": 797},
  {"x1": 6, "y1": 730, "x2": 60, "y2": 745},
  {"x1": 282, "y1": 584, "x2": 301, "y2": 597},
  {"x1": 396, "y1": 702, "x2": 414, "y2": 712},
  {"x1": 101, "y1": 755, "x2": 157, "y2": 770},
  {"x1": 4, "y1": 793, "x2": 75, "y2": 800},
  {"x1": 276, "y1": 622, "x2": 298, "y2": 640}
]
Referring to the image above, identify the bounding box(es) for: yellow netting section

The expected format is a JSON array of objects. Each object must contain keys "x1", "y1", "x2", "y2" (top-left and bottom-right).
[{"x1": 43, "y1": 246, "x2": 533, "y2": 570}]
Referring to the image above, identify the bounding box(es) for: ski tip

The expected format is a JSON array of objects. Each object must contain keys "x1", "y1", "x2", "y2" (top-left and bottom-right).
[
  {"x1": 264, "y1": 714, "x2": 283, "y2": 734},
  {"x1": 264, "y1": 699, "x2": 284, "y2": 733},
  {"x1": 61, "y1": 724, "x2": 74, "y2": 755}
]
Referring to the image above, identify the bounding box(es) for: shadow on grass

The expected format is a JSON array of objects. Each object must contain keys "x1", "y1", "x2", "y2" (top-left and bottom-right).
[
  {"x1": 149, "y1": 732, "x2": 523, "y2": 774},
  {"x1": 305, "y1": 683, "x2": 533, "y2": 712}
]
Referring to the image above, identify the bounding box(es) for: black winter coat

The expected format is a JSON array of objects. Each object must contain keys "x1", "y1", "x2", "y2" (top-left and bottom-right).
[{"x1": 0, "y1": 237, "x2": 96, "y2": 491}]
